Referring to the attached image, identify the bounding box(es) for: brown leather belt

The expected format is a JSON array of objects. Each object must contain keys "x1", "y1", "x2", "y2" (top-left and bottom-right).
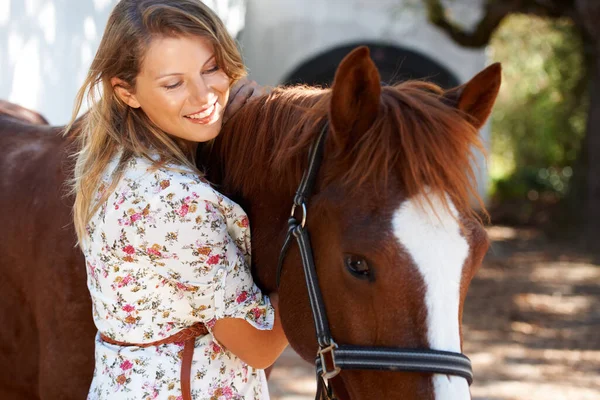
[{"x1": 100, "y1": 322, "x2": 209, "y2": 400}]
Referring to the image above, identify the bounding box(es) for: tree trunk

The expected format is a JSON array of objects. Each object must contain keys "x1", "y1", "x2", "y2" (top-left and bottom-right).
[
  {"x1": 585, "y1": 49, "x2": 600, "y2": 240},
  {"x1": 574, "y1": 0, "x2": 600, "y2": 242}
]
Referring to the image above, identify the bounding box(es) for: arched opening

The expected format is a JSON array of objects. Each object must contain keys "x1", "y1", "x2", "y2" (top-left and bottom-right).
[{"x1": 282, "y1": 42, "x2": 460, "y2": 89}]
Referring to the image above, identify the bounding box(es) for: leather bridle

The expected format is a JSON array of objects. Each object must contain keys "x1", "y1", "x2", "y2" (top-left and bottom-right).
[{"x1": 276, "y1": 121, "x2": 474, "y2": 399}]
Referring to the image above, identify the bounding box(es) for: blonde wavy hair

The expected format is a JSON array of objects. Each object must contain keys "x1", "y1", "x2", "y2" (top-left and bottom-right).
[{"x1": 66, "y1": 0, "x2": 246, "y2": 245}]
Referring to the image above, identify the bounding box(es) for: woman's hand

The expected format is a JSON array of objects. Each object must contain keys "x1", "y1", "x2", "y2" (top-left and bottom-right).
[{"x1": 224, "y1": 78, "x2": 270, "y2": 123}]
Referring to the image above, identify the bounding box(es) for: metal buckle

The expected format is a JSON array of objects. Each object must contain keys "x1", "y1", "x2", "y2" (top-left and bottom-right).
[
  {"x1": 290, "y1": 202, "x2": 307, "y2": 228},
  {"x1": 318, "y1": 341, "x2": 341, "y2": 379}
]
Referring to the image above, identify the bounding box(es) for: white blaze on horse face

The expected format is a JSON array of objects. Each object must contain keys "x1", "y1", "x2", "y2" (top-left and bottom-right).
[{"x1": 392, "y1": 193, "x2": 471, "y2": 400}]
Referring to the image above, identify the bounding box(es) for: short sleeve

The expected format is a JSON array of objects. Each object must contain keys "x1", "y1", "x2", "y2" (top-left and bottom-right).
[
  {"x1": 128, "y1": 177, "x2": 274, "y2": 332},
  {"x1": 198, "y1": 199, "x2": 274, "y2": 331}
]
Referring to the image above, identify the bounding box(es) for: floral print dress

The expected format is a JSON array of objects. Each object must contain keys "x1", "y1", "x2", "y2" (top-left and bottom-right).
[{"x1": 82, "y1": 153, "x2": 274, "y2": 400}]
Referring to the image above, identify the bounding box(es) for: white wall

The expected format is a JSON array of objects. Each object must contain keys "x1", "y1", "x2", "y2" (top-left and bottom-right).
[
  {"x1": 1, "y1": 0, "x2": 117, "y2": 125},
  {"x1": 0, "y1": 0, "x2": 245, "y2": 125},
  {"x1": 240, "y1": 0, "x2": 486, "y2": 86}
]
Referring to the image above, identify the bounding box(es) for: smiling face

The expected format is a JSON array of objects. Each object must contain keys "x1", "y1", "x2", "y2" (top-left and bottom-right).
[{"x1": 114, "y1": 35, "x2": 231, "y2": 145}]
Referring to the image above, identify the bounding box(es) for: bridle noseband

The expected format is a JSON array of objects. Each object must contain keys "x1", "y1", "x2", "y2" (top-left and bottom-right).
[{"x1": 276, "y1": 121, "x2": 474, "y2": 399}]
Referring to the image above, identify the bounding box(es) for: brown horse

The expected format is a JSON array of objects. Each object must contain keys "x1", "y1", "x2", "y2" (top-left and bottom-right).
[
  {"x1": 0, "y1": 109, "x2": 95, "y2": 398},
  {"x1": 0, "y1": 46, "x2": 500, "y2": 399}
]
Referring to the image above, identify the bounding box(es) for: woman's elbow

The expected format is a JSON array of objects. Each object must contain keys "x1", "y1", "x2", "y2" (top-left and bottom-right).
[
  {"x1": 245, "y1": 357, "x2": 273, "y2": 370},
  {"x1": 212, "y1": 317, "x2": 289, "y2": 369},
  {"x1": 238, "y1": 331, "x2": 288, "y2": 369},
  {"x1": 242, "y1": 345, "x2": 287, "y2": 370}
]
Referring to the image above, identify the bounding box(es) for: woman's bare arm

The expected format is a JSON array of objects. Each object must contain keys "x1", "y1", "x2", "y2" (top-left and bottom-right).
[{"x1": 211, "y1": 293, "x2": 288, "y2": 369}]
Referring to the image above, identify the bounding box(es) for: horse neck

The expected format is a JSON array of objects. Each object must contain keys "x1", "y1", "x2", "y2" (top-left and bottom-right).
[
  {"x1": 214, "y1": 88, "x2": 328, "y2": 201},
  {"x1": 207, "y1": 88, "x2": 328, "y2": 290}
]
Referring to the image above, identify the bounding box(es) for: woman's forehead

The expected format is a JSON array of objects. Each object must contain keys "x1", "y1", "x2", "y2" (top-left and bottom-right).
[{"x1": 140, "y1": 35, "x2": 215, "y2": 78}]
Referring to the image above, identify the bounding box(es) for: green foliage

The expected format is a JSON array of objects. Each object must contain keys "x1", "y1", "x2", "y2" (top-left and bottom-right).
[
  {"x1": 488, "y1": 15, "x2": 588, "y2": 204},
  {"x1": 492, "y1": 166, "x2": 573, "y2": 202}
]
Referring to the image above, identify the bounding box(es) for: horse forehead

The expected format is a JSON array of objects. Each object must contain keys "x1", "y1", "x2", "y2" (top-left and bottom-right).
[{"x1": 390, "y1": 193, "x2": 470, "y2": 351}]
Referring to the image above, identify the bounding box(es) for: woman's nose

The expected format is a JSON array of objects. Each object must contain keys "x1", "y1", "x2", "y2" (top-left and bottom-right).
[{"x1": 189, "y1": 77, "x2": 211, "y2": 106}]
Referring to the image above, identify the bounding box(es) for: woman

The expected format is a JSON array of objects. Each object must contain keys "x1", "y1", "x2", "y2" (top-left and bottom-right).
[{"x1": 67, "y1": 1, "x2": 288, "y2": 399}]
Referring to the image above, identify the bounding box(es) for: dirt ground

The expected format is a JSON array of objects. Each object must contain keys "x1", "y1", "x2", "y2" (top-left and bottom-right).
[{"x1": 266, "y1": 226, "x2": 600, "y2": 399}]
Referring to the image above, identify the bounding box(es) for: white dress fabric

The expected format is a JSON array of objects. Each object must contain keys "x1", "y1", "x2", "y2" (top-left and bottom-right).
[{"x1": 82, "y1": 153, "x2": 274, "y2": 400}]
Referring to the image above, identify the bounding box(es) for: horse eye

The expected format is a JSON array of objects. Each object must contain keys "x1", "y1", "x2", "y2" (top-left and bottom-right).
[{"x1": 344, "y1": 254, "x2": 370, "y2": 278}]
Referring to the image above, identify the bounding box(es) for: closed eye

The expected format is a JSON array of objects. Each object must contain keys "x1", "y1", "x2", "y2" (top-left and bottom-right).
[
  {"x1": 164, "y1": 81, "x2": 182, "y2": 90},
  {"x1": 203, "y1": 65, "x2": 220, "y2": 74}
]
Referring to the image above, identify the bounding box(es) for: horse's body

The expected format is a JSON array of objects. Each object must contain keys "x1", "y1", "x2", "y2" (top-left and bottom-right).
[
  {"x1": 0, "y1": 100, "x2": 49, "y2": 125},
  {"x1": 0, "y1": 47, "x2": 500, "y2": 399},
  {"x1": 0, "y1": 115, "x2": 95, "y2": 399}
]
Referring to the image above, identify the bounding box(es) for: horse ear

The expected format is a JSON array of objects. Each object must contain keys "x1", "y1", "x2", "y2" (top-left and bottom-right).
[
  {"x1": 329, "y1": 46, "x2": 381, "y2": 148},
  {"x1": 444, "y1": 63, "x2": 502, "y2": 129}
]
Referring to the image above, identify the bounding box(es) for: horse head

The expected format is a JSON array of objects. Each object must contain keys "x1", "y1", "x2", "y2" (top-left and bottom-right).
[{"x1": 204, "y1": 46, "x2": 501, "y2": 399}]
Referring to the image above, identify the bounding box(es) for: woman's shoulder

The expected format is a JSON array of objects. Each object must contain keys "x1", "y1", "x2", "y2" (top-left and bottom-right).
[
  {"x1": 94, "y1": 152, "x2": 242, "y2": 231},
  {"x1": 119, "y1": 155, "x2": 216, "y2": 200}
]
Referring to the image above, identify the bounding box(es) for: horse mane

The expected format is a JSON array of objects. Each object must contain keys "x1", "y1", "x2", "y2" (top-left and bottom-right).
[{"x1": 215, "y1": 81, "x2": 485, "y2": 221}]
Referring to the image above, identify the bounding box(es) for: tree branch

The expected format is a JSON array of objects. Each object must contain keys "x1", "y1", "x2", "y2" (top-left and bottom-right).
[{"x1": 424, "y1": 0, "x2": 577, "y2": 48}]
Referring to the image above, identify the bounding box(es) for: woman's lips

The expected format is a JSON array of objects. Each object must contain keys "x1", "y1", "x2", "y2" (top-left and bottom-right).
[
  {"x1": 185, "y1": 101, "x2": 216, "y2": 119},
  {"x1": 184, "y1": 103, "x2": 217, "y2": 125}
]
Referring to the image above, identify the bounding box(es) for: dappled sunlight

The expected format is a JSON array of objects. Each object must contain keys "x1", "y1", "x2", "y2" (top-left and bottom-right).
[
  {"x1": 37, "y1": 1, "x2": 55, "y2": 43},
  {"x1": 462, "y1": 226, "x2": 600, "y2": 399},
  {"x1": 92, "y1": 0, "x2": 113, "y2": 11},
  {"x1": 486, "y1": 225, "x2": 520, "y2": 241},
  {"x1": 486, "y1": 225, "x2": 544, "y2": 242},
  {"x1": 0, "y1": 1, "x2": 8, "y2": 25},
  {"x1": 8, "y1": 35, "x2": 41, "y2": 110},
  {"x1": 1, "y1": 0, "x2": 114, "y2": 123},
  {"x1": 268, "y1": 348, "x2": 317, "y2": 400},
  {"x1": 531, "y1": 262, "x2": 600, "y2": 282},
  {"x1": 514, "y1": 293, "x2": 592, "y2": 316},
  {"x1": 471, "y1": 380, "x2": 599, "y2": 400}
]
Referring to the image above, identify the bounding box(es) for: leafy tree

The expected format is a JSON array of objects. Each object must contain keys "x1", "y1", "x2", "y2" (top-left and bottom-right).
[
  {"x1": 489, "y1": 16, "x2": 587, "y2": 211},
  {"x1": 425, "y1": 0, "x2": 600, "y2": 239}
]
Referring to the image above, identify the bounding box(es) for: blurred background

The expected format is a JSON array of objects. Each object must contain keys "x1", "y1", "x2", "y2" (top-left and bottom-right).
[{"x1": 1, "y1": 0, "x2": 598, "y2": 399}]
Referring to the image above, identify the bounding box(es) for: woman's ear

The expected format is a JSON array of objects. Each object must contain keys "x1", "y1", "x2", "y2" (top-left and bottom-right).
[{"x1": 110, "y1": 77, "x2": 141, "y2": 109}]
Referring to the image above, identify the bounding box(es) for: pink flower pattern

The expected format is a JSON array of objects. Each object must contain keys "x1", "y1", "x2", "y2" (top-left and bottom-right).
[
  {"x1": 122, "y1": 304, "x2": 135, "y2": 313},
  {"x1": 120, "y1": 360, "x2": 133, "y2": 371},
  {"x1": 83, "y1": 154, "x2": 274, "y2": 399},
  {"x1": 123, "y1": 245, "x2": 135, "y2": 255}
]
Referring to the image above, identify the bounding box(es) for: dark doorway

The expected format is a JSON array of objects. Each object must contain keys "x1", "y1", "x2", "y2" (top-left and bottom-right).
[{"x1": 282, "y1": 42, "x2": 460, "y2": 89}]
